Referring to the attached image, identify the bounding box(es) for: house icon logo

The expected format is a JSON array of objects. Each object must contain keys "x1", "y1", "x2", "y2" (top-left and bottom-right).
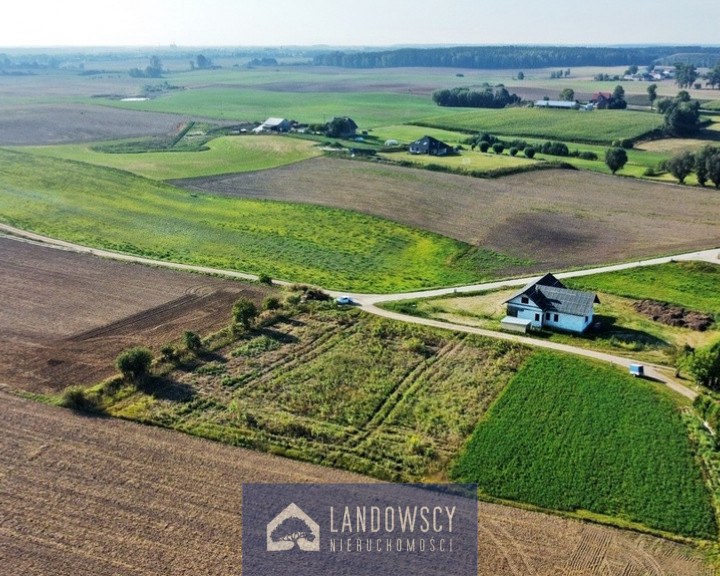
[{"x1": 266, "y1": 503, "x2": 320, "y2": 552}]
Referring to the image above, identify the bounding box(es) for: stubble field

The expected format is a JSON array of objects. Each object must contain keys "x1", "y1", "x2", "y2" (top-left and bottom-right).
[{"x1": 0, "y1": 391, "x2": 710, "y2": 576}]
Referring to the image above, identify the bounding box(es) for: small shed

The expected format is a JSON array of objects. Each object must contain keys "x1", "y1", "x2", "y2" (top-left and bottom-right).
[{"x1": 501, "y1": 316, "x2": 532, "y2": 334}]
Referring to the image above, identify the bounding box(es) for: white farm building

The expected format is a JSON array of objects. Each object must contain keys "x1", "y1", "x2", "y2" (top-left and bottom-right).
[{"x1": 502, "y1": 273, "x2": 599, "y2": 334}]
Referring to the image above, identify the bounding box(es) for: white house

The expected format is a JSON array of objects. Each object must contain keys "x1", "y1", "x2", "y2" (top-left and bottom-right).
[
  {"x1": 503, "y1": 273, "x2": 599, "y2": 334},
  {"x1": 253, "y1": 117, "x2": 291, "y2": 133}
]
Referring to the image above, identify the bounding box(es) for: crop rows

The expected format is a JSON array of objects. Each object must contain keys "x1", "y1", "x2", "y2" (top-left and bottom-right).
[{"x1": 452, "y1": 352, "x2": 717, "y2": 539}]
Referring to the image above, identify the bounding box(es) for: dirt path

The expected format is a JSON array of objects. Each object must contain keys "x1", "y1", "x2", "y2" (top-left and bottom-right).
[{"x1": 1, "y1": 222, "x2": 708, "y2": 400}]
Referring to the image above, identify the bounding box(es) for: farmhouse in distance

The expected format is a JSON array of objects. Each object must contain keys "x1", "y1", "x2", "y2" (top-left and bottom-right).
[
  {"x1": 502, "y1": 273, "x2": 599, "y2": 334},
  {"x1": 409, "y1": 135, "x2": 452, "y2": 156}
]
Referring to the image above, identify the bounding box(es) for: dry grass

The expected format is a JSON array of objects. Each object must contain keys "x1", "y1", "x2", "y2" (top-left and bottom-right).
[{"x1": 175, "y1": 157, "x2": 720, "y2": 273}]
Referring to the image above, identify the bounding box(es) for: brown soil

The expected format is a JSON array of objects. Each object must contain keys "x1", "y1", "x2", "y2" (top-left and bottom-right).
[
  {"x1": 0, "y1": 391, "x2": 709, "y2": 576},
  {"x1": 172, "y1": 157, "x2": 720, "y2": 274},
  {"x1": 634, "y1": 299, "x2": 715, "y2": 331},
  {"x1": 0, "y1": 236, "x2": 275, "y2": 393},
  {"x1": 0, "y1": 102, "x2": 220, "y2": 145}
]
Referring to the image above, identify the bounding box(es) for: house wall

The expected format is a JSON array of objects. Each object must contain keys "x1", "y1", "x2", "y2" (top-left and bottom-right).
[
  {"x1": 543, "y1": 311, "x2": 593, "y2": 333},
  {"x1": 507, "y1": 301, "x2": 544, "y2": 329}
]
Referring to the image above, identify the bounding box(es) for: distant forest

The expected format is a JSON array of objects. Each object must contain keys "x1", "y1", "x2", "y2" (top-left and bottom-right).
[{"x1": 313, "y1": 46, "x2": 720, "y2": 69}]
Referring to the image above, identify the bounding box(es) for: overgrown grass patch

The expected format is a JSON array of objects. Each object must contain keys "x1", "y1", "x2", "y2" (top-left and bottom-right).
[
  {"x1": 452, "y1": 352, "x2": 717, "y2": 540},
  {"x1": 103, "y1": 306, "x2": 531, "y2": 480}
]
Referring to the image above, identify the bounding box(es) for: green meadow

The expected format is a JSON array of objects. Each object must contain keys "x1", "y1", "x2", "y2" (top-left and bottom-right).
[
  {"x1": 0, "y1": 149, "x2": 519, "y2": 292},
  {"x1": 415, "y1": 107, "x2": 665, "y2": 144},
  {"x1": 22, "y1": 135, "x2": 322, "y2": 180},
  {"x1": 566, "y1": 261, "x2": 720, "y2": 315},
  {"x1": 452, "y1": 352, "x2": 717, "y2": 540},
  {"x1": 102, "y1": 89, "x2": 461, "y2": 128}
]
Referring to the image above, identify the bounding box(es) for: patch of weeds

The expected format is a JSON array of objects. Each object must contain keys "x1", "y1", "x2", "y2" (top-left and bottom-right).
[
  {"x1": 231, "y1": 335, "x2": 282, "y2": 358},
  {"x1": 194, "y1": 361, "x2": 227, "y2": 376}
]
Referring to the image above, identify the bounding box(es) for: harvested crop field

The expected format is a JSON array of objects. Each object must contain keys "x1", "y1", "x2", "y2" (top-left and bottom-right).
[
  {"x1": 174, "y1": 158, "x2": 720, "y2": 272},
  {"x1": 0, "y1": 391, "x2": 710, "y2": 576},
  {"x1": 0, "y1": 236, "x2": 274, "y2": 393},
  {"x1": 0, "y1": 102, "x2": 216, "y2": 145}
]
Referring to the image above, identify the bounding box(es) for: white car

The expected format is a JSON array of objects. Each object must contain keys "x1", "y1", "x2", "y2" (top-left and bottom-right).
[{"x1": 335, "y1": 295, "x2": 356, "y2": 305}]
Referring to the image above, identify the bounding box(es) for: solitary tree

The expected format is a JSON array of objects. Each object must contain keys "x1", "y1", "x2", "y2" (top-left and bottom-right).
[
  {"x1": 270, "y1": 517, "x2": 316, "y2": 550},
  {"x1": 647, "y1": 84, "x2": 658, "y2": 109},
  {"x1": 517, "y1": 71, "x2": 524, "y2": 80},
  {"x1": 116, "y1": 347, "x2": 153, "y2": 382},
  {"x1": 665, "y1": 150, "x2": 695, "y2": 183},
  {"x1": 559, "y1": 88, "x2": 575, "y2": 101},
  {"x1": 233, "y1": 298, "x2": 258, "y2": 329},
  {"x1": 685, "y1": 343, "x2": 720, "y2": 390},
  {"x1": 183, "y1": 330, "x2": 202, "y2": 353},
  {"x1": 663, "y1": 97, "x2": 700, "y2": 137},
  {"x1": 605, "y1": 147, "x2": 628, "y2": 174},
  {"x1": 674, "y1": 62, "x2": 698, "y2": 89}
]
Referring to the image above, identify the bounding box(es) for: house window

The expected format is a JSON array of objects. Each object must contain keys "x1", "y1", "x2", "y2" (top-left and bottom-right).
[
  {"x1": 585, "y1": 316, "x2": 589, "y2": 322},
  {"x1": 521, "y1": 297, "x2": 529, "y2": 304},
  {"x1": 554, "y1": 314, "x2": 559, "y2": 322},
  {"x1": 535, "y1": 313, "x2": 540, "y2": 322}
]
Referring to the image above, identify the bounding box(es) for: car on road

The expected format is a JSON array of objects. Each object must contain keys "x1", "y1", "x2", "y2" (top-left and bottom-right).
[{"x1": 335, "y1": 295, "x2": 357, "y2": 305}]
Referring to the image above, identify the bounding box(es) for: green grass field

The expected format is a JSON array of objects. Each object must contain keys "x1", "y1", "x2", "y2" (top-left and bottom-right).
[
  {"x1": 414, "y1": 108, "x2": 665, "y2": 144},
  {"x1": 0, "y1": 149, "x2": 522, "y2": 292},
  {"x1": 101, "y1": 89, "x2": 461, "y2": 128},
  {"x1": 566, "y1": 261, "x2": 720, "y2": 315},
  {"x1": 452, "y1": 352, "x2": 717, "y2": 540},
  {"x1": 22, "y1": 135, "x2": 322, "y2": 180}
]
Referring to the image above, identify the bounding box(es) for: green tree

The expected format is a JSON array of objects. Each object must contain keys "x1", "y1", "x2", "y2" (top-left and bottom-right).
[
  {"x1": 608, "y1": 85, "x2": 627, "y2": 109},
  {"x1": 664, "y1": 97, "x2": 700, "y2": 137},
  {"x1": 233, "y1": 298, "x2": 258, "y2": 329},
  {"x1": 195, "y1": 54, "x2": 212, "y2": 69},
  {"x1": 492, "y1": 142, "x2": 505, "y2": 154},
  {"x1": 665, "y1": 150, "x2": 695, "y2": 184},
  {"x1": 116, "y1": 347, "x2": 153, "y2": 382},
  {"x1": 706, "y1": 63, "x2": 720, "y2": 89},
  {"x1": 674, "y1": 62, "x2": 698, "y2": 89},
  {"x1": 605, "y1": 147, "x2": 628, "y2": 174},
  {"x1": 559, "y1": 88, "x2": 575, "y2": 101},
  {"x1": 524, "y1": 146, "x2": 536, "y2": 159},
  {"x1": 695, "y1": 146, "x2": 715, "y2": 186},
  {"x1": 706, "y1": 150, "x2": 720, "y2": 188},
  {"x1": 647, "y1": 83, "x2": 658, "y2": 109},
  {"x1": 686, "y1": 343, "x2": 720, "y2": 390},
  {"x1": 517, "y1": 71, "x2": 524, "y2": 80}
]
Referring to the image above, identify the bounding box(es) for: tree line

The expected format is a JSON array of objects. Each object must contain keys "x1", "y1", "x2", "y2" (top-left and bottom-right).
[
  {"x1": 432, "y1": 85, "x2": 520, "y2": 108},
  {"x1": 313, "y1": 46, "x2": 720, "y2": 70}
]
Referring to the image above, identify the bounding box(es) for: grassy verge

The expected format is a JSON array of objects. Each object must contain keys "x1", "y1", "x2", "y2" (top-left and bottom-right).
[
  {"x1": 0, "y1": 149, "x2": 526, "y2": 293},
  {"x1": 452, "y1": 352, "x2": 717, "y2": 540}
]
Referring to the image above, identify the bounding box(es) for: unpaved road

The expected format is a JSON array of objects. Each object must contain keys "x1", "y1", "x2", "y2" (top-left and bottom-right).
[{"x1": 1, "y1": 222, "x2": 709, "y2": 400}]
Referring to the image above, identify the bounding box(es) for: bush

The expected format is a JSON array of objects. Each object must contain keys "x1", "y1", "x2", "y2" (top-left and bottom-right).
[
  {"x1": 509, "y1": 147, "x2": 518, "y2": 157},
  {"x1": 184, "y1": 331, "x2": 202, "y2": 353},
  {"x1": 263, "y1": 296, "x2": 281, "y2": 311},
  {"x1": 492, "y1": 143, "x2": 505, "y2": 155},
  {"x1": 233, "y1": 298, "x2": 259, "y2": 328},
  {"x1": 524, "y1": 147, "x2": 536, "y2": 159},
  {"x1": 161, "y1": 344, "x2": 178, "y2": 362},
  {"x1": 258, "y1": 273, "x2": 273, "y2": 285},
  {"x1": 115, "y1": 347, "x2": 153, "y2": 382},
  {"x1": 540, "y1": 141, "x2": 569, "y2": 157},
  {"x1": 479, "y1": 141, "x2": 490, "y2": 153},
  {"x1": 578, "y1": 151, "x2": 598, "y2": 161}
]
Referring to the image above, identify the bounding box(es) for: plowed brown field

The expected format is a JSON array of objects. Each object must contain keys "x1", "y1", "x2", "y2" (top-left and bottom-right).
[
  {"x1": 0, "y1": 236, "x2": 274, "y2": 393},
  {"x1": 0, "y1": 391, "x2": 710, "y2": 576},
  {"x1": 173, "y1": 158, "x2": 720, "y2": 273}
]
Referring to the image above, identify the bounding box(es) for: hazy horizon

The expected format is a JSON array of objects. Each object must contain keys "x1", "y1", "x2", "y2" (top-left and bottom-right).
[{"x1": 3, "y1": 0, "x2": 719, "y2": 49}]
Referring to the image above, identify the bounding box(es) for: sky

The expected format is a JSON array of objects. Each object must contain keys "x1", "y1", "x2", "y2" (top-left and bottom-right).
[{"x1": 1, "y1": 0, "x2": 719, "y2": 48}]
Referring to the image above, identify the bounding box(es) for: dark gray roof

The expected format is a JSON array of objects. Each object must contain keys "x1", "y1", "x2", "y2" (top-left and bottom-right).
[{"x1": 505, "y1": 273, "x2": 599, "y2": 317}]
